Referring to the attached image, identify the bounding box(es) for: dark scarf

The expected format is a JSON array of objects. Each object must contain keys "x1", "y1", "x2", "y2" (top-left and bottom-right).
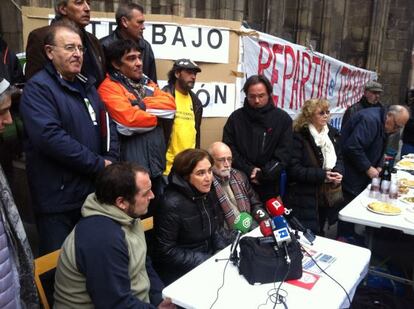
[
  {"x1": 109, "y1": 70, "x2": 150, "y2": 111},
  {"x1": 212, "y1": 169, "x2": 251, "y2": 227},
  {"x1": 242, "y1": 98, "x2": 275, "y2": 128}
]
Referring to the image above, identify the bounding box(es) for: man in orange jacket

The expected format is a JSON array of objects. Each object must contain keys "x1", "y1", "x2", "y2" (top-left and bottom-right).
[{"x1": 98, "y1": 39, "x2": 175, "y2": 200}]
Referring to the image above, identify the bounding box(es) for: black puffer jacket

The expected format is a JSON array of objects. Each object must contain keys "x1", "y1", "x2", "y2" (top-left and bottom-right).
[
  {"x1": 285, "y1": 125, "x2": 344, "y2": 234},
  {"x1": 153, "y1": 173, "x2": 233, "y2": 284}
]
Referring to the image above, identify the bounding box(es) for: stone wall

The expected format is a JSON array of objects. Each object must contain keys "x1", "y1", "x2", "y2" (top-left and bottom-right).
[{"x1": 0, "y1": 0, "x2": 413, "y2": 103}]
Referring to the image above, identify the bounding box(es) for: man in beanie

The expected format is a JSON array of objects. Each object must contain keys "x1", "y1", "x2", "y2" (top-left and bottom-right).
[
  {"x1": 341, "y1": 80, "x2": 384, "y2": 128},
  {"x1": 162, "y1": 59, "x2": 203, "y2": 176},
  {"x1": 0, "y1": 77, "x2": 38, "y2": 307}
]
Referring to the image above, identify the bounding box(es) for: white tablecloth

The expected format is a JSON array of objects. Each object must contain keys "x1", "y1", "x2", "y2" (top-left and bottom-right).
[{"x1": 162, "y1": 230, "x2": 371, "y2": 309}]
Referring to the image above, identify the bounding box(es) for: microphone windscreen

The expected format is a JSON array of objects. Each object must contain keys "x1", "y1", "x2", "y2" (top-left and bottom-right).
[
  {"x1": 265, "y1": 197, "x2": 285, "y2": 217},
  {"x1": 253, "y1": 208, "x2": 270, "y2": 222},
  {"x1": 259, "y1": 219, "x2": 273, "y2": 237},
  {"x1": 233, "y1": 212, "x2": 253, "y2": 233},
  {"x1": 272, "y1": 215, "x2": 289, "y2": 229}
]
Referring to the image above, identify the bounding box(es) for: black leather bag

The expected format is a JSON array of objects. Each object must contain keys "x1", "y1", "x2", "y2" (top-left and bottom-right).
[{"x1": 238, "y1": 236, "x2": 303, "y2": 285}]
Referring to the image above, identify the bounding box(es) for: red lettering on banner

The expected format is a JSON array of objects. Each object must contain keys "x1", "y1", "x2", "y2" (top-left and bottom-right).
[
  {"x1": 282, "y1": 45, "x2": 295, "y2": 109},
  {"x1": 258, "y1": 41, "x2": 272, "y2": 74},
  {"x1": 300, "y1": 52, "x2": 312, "y2": 107},
  {"x1": 289, "y1": 50, "x2": 301, "y2": 110},
  {"x1": 257, "y1": 41, "x2": 284, "y2": 106},
  {"x1": 324, "y1": 63, "x2": 331, "y2": 99},
  {"x1": 271, "y1": 44, "x2": 284, "y2": 106},
  {"x1": 310, "y1": 56, "x2": 321, "y2": 98}
]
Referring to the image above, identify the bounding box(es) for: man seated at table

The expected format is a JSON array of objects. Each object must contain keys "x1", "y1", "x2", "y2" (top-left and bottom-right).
[
  {"x1": 54, "y1": 162, "x2": 175, "y2": 309},
  {"x1": 208, "y1": 141, "x2": 269, "y2": 228}
]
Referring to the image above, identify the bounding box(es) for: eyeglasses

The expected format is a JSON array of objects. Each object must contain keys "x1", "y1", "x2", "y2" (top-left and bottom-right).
[
  {"x1": 52, "y1": 44, "x2": 86, "y2": 54},
  {"x1": 215, "y1": 157, "x2": 233, "y2": 163},
  {"x1": 392, "y1": 115, "x2": 404, "y2": 131},
  {"x1": 247, "y1": 93, "x2": 268, "y2": 101},
  {"x1": 317, "y1": 110, "x2": 330, "y2": 116}
]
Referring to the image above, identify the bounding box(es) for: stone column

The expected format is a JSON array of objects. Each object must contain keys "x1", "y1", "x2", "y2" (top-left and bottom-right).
[
  {"x1": 295, "y1": 0, "x2": 313, "y2": 46},
  {"x1": 366, "y1": 0, "x2": 391, "y2": 72}
]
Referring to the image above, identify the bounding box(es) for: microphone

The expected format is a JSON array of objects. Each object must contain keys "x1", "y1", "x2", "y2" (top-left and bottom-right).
[
  {"x1": 259, "y1": 219, "x2": 273, "y2": 237},
  {"x1": 253, "y1": 208, "x2": 270, "y2": 223},
  {"x1": 266, "y1": 197, "x2": 315, "y2": 245},
  {"x1": 265, "y1": 197, "x2": 285, "y2": 217},
  {"x1": 272, "y1": 215, "x2": 292, "y2": 264},
  {"x1": 272, "y1": 216, "x2": 292, "y2": 246},
  {"x1": 283, "y1": 208, "x2": 315, "y2": 245},
  {"x1": 230, "y1": 212, "x2": 253, "y2": 265}
]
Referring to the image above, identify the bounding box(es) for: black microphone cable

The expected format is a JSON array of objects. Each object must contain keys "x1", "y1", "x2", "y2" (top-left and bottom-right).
[
  {"x1": 300, "y1": 243, "x2": 352, "y2": 308},
  {"x1": 257, "y1": 253, "x2": 290, "y2": 309},
  {"x1": 209, "y1": 259, "x2": 230, "y2": 309}
]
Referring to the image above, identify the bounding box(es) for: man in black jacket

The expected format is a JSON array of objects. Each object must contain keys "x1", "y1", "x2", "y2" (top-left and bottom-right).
[
  {"x1": 341, "y1": 80, "x2": 383, "y2": 129},
  {"x1": 100, "y1": 2, "x2": 157, "y2": 82},
  {"x1": 223, "y1": 75, "x2": 292, "y2": 202}
]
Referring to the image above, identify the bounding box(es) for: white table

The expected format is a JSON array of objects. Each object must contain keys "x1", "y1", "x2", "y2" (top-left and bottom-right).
[
  {"x1": 338, "y1": 183, "x2": 414, "y2": 236},
  {"x1": 162, "y1": 230, "x2": 371, "y2": 309},
  {"x1": 339, "y1": 170, "x2": 414, "y2": 286}
]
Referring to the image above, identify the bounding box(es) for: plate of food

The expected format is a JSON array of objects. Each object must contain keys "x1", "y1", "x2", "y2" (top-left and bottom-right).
[
  {"x1": 399, "y1": 178, "x2": 414, "y2": 188},
  {"x1": 396, "y1": 160, "x2": 414, "y2": 170},
  {"x1": 399, "y1": 196, "x2": 414, "y2": 205},
  {"x1": 402, "y1": 154, "x2": 414, "y2": 160},
  {"x1": 367, "y1": 201, "x2": 402, "y2": 216}
]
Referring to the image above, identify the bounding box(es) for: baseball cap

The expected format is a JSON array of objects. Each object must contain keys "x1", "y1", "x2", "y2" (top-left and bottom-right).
[
  {"x1": 0, "y1": 77, "x2": 10, "y2": 96},
  {"x1": 365, "y1": 80, "x2": 383, "y2": 93},
  {"x1": 173, "y1": 59, "x2": 201, "y2": 73}
]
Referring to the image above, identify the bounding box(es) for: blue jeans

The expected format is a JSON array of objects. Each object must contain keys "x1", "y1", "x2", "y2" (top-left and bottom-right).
[{"x1": 36, "y1": 208, "x2": 81, "y2": 255}]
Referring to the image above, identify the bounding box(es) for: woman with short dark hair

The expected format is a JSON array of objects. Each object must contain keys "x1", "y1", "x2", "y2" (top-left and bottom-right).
[
  {"x1": 153, "y1": 149, "x2": 233, "y2": 284},
  {"x1": 286, "y1": 98, "x2": 344, "y2": 235}
]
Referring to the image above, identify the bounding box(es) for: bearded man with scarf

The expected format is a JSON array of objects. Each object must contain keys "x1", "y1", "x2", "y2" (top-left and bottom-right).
[
  {"x1": 223, "y1": 75, "x2": 292, "y2": 202},
  {"x1": 286, "y1": 99, "x2": 344, "y2": 235}
]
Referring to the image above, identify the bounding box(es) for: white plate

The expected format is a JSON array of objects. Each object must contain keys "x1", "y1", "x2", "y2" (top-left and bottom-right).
[
  {"x1": 404, "y1": 213, "x2": 414, "y2": 224},
  {"x1": 402, "y1": 154, "x2": 414, "y2": 160},
  {"x1": 396, "y1": 160, "x2": 414, "y2": 170},
  {"x1": 398, "y1": 196, "x2": 414, "y2": 205},
  {"x1": 366, "y1": 205, "x2": 401, "y2": 216}
]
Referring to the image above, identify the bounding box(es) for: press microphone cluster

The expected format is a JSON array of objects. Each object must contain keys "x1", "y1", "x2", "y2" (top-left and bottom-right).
[
  {"x1": 265, "y1": 197, "x2": 315, "y2": 245},
  {"x1": 229, "y1": 212, "x2": 253, "y2": 265}
]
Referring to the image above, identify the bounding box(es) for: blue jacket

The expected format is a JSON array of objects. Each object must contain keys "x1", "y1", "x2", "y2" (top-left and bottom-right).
[
  {"x1": 20, "y1": 63, "x2": 119, "y2": 214},
  {"x1": 341, "y1": 107, "x2": 387, "y2": 196}
]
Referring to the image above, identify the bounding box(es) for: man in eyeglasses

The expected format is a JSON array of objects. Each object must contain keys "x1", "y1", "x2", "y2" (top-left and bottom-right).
[
  {"x1": 341, "y1": 105, "x2": 409, "y2": 203},
  {"x1": 20, "y1": 22, "x2": 119, "y2": 254},
  {"x1": 223, "y1": 75, "x2": 292, "y2": 202},
  {"x1": 208, "y1": 141, "x2": 269, "y2": 229},
  {"x1": 25, "y1": 0, "x2": 106, "y2": 86}
]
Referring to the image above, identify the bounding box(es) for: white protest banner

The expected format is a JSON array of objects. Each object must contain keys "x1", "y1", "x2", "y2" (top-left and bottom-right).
[
  {"x1": 241, "y1": 28, "x2": 378, "y2": 122},
  {"x1": 158, "y1": 81, "x2": 236, "y2": 117},
  {"x1": 145, "y1": 23, "x2": 230, "y2": 63},
  {"x1": 53, "y1": 17, "x2": 230, "y2": 64}
]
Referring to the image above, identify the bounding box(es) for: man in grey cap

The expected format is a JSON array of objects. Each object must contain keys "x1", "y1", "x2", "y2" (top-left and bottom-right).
[
  {"x1": 341, "y1": 80, "x2": 384, "y2": 129},
  {"x1": 162, "y1": 59, "x2": 203, "y2": 176}
]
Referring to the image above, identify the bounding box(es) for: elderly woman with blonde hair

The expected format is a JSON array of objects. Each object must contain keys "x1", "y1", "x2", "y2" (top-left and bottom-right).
[{"x1": 285, "y1": 98, "x2": 344, "y2": 235}]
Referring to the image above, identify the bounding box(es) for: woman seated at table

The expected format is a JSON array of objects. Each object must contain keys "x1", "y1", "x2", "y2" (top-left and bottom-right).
[
  {"x1": 285, "y1": 98, "x2": 344, "y2": 235},
  {"x1": 153, "y1": 149, "x2": 234, "y2": 284}
]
